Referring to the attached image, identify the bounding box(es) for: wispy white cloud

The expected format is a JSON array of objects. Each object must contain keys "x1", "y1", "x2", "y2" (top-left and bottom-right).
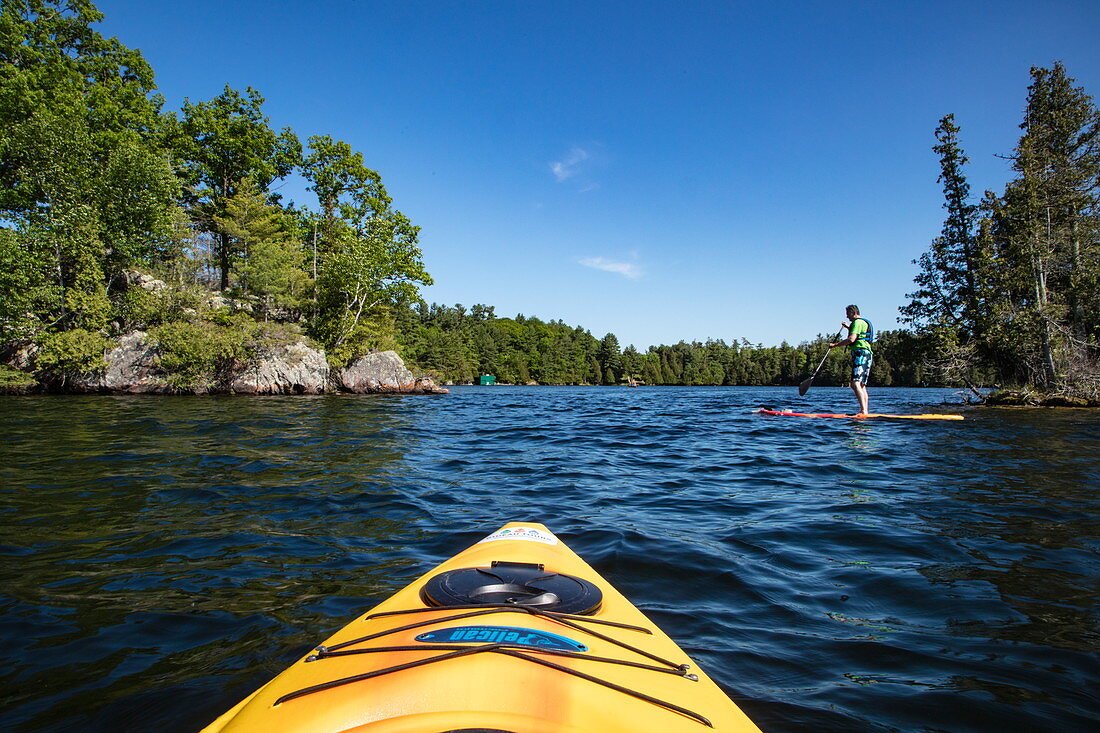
[
  {"x1": 579, "y1": 256, "x2": 643, "y2": 280},
  {"x1": 550, "y1": 147, "x2": 590, "y2": 182}
]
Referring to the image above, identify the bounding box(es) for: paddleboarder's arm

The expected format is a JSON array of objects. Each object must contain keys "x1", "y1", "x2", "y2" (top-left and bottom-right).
[{"x1": 830, "y1": 321, "x2": 856, "y2": 348}]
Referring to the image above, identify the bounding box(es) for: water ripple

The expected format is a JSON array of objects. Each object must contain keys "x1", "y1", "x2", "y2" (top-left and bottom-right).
[{"x1": 0, "y1": 387, "x2": 1097, "y2": 731}]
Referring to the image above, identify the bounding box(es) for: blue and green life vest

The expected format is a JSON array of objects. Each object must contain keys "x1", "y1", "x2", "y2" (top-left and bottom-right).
[{"x1": 851, "y1": 317, "x2": 874, "y2": 352}]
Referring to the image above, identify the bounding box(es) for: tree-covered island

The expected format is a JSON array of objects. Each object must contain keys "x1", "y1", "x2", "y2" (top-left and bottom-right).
[{"x1": 1, "y1": 2, "x2": 1096, "y2": 403}]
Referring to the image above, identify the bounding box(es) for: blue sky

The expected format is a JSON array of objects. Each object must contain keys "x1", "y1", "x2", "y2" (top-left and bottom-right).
[{"x1": 96, "y1": 0, "x2": 1100, "y2": 349}]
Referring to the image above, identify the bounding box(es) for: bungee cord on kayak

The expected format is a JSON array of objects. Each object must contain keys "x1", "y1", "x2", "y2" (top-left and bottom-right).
[
  {"x1": 333, "y1": 603, "x2": 683, "y2": 668},
  {"x1": 308, "y1": 643, "x2": 695, "y2": 678},
  {"x1": 282, "y1": 640, "x2": 713, "y2": 727},
  {"x1": 277, "y1": 585, "x2": 713, "y2": 726},
  {"x1": 367, "y1": 603, "x2": 652, "y2": 632}
]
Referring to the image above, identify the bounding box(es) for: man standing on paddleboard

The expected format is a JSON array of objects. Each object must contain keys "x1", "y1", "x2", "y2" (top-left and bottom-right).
[{"x1": 829, "y1": 305, "x2": 873, "y2": 415}]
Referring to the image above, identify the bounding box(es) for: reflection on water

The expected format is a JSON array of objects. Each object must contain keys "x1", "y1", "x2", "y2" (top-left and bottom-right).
[
  {"x1": 0, "y1": 389, "x2": 1097, "y2": 732},
  {"x1": 844, "y1": 421, "x2": 881, "y2": 455},
  {"x1": 914, "y1": 409, "x2": 1099, "y2": 662}
]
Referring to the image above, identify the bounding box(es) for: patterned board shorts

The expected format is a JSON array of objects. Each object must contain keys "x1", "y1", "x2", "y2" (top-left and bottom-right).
[{"x1": 851, "y1": 349, "x2": 873, "y2": 385}]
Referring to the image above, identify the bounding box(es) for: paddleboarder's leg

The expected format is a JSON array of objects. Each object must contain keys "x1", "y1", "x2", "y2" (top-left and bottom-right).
[
  {"x1": 852, "y1": 380, "x2": 869, "y2": 415},
  {"x1": 851, "y1": 349, "x2": 872, "y2": 415}
]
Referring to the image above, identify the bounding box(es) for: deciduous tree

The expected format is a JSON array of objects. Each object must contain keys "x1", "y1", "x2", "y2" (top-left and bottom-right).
[{"x1": 174, "y1": 85, "x2": 301, "y2": 289}]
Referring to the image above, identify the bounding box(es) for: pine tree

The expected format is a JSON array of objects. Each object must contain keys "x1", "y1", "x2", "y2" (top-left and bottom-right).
[
  {"x1": 995, "y1": 63, "x2": 1100, "y2": 393},
  {"x1": 902, "y1": 115, "x2": 981, "y2": 335},
  {"x1": 900, "y1": 114, "x2": 989, "y2": 386},
  {"x1": 215, "y1": 179, "x2": 307, "y2": 317},
  {"x1": 597, "y1": 333, "x2": 623, "y2": 384}
]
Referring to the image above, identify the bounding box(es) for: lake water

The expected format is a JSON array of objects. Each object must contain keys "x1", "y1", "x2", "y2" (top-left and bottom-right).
[{"x1": 1, "y1": 387, "x2": 1097, "y2": 732}]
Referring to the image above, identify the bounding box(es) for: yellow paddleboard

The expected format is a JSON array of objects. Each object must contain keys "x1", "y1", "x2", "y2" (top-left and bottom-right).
[{"x1": 759, "y1": 409, "x2": 963, "y2": 420}]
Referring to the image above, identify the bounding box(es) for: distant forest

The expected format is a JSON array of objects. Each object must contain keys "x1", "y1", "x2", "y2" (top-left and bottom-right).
[
  {"x1": 395, "y1": 303, "x2": 942, "y2": 387},
  {"x1": 0, "y1": 2, "x2": 1095, "y2": 398}
]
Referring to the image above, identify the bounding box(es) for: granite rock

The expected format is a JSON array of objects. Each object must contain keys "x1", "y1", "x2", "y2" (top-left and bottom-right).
[
  {"x1": 228, "y1": 341, "x2": 328, "y2": 394},
  {"x1": 338, "y1": 351, "x2": 448, "y2": 394},
  {"x1": 70, "y1": 331, "x2": 170, "y2": 393}
]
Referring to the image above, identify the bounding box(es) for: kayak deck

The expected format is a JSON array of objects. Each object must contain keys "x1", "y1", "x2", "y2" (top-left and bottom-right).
[
  {"x1": 758, "y1": 409, "x2": 964, "y2": 420},
  {"x1": 201, "y1": 523, "x2": 762, "y2": 732}
]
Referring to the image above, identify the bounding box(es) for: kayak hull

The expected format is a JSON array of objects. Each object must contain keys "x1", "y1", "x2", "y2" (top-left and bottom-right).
[
  {"x1": 201, "y1": 523, "x2": 762, "y2": 732},
  {"x1": 758, "y1": 409, "x2": 963, "y2": 420}
]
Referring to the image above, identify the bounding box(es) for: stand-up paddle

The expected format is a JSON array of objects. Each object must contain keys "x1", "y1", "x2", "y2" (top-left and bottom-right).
[{"x1": 799, "y1": 329, "x2": 845, "y2": 396}]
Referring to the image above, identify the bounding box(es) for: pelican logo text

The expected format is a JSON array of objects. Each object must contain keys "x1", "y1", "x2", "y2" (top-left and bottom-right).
[
  {"x1": 415, "y1": 625, "x2": 588, "y2": 652},
  {"x1": 477, "y1": 527, "x2": 558, "y2": 545}
]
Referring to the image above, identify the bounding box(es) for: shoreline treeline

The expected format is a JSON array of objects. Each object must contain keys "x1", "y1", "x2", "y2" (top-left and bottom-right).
[
  {"x1": 395, "y1": 303, "x2": 950, "y2": 387},
  {"x1": 0, "y1": 2, "x2": 1094, "y2": 400}
]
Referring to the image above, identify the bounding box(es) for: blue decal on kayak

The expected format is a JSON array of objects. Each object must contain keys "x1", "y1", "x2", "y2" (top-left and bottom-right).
[{"x1": 415, "y1": 625, "x2": 588, "y2": 652}]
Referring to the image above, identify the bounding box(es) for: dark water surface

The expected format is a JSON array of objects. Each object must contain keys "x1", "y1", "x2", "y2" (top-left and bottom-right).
[{"x1": 1, "y1": 387, "x2": 1097, "y2": 732}]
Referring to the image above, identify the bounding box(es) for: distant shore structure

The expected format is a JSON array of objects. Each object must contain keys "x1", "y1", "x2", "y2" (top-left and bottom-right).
[{"x1": 479, "y1": 374, "x2": 496, "y2": 386}]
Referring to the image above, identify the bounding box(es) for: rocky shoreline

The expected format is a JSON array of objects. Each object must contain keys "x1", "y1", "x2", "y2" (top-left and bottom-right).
[
  {"x1": 982, "y1": 389, "x2": 1099, "y2": 408},
  {"x1": 1, "y1": 332, "x2": 447, "y2": 396}
]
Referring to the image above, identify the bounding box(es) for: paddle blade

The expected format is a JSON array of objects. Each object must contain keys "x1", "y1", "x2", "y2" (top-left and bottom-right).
[{"x1": 798, "y1": 377, "x2": 812, "y2": 396}]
